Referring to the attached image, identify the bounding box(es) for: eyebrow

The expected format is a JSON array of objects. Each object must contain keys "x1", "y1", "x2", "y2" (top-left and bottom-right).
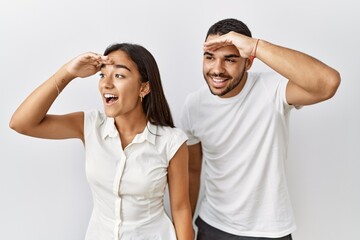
[
  {"x1": 114, "y1": 64, "x2": 131, "y2": 72},
  {"x1": 203, "y1": 52, "x2": 241, "y2": 58},
  {"x1": 224, "y1": 54, "x2": 241, "y2": 59},
  {"x1": 100, "y1": 64, "x2": 131, "y2": 72}
]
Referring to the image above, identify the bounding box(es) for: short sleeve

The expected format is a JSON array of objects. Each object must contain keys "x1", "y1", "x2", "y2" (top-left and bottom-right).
[
  {"x1": 84, "y1": 110, "x2": 102, "y2": 140},
  {"x1": 279, "y1": 78, "x2": 293, "y2": 112},
  {"x1": 279, "y1": 78, "x2": 302, "y2": 113},
  {"x1": 260, "y1": 72, "x2": 300, "y2": 115},
  {"x1": 167, "y1": 128, "x2": 188, "y2": 162},
  {"x1": 179, "y1": 94, "x2": 201, "y2": 146}
]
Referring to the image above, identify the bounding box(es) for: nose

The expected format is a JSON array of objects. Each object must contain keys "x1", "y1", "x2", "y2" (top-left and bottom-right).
[
  {"x1": 212, "y1": 59, "x2": 225, "y2": 75},
  {"x1": 99, "y1": 74, "x2": 114, "y2": 89}
]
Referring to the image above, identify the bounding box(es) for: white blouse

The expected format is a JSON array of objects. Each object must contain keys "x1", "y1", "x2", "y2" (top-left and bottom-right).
[{"x1": 83, "y1": 110, "x2": 188, "y2": 240}]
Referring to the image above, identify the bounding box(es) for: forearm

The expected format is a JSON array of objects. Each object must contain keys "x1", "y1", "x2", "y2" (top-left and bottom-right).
[
  {"x1": 172, "y1": 207, "x2": 195, "y2": 240},
  {"x1": 256, "y1": 39, "x2": 340, "y2": 97},
  {"x1": 10, "y1": 65, "x2": 74, "y2": 133},
  {"x1": 189, "y1": 170, "x2": 201, "y2": 216}
]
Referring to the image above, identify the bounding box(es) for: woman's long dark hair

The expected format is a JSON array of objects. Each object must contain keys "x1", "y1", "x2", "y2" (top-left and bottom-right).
[{"x1": 104, "y1": 43, "x2": 174, "y2": 128}]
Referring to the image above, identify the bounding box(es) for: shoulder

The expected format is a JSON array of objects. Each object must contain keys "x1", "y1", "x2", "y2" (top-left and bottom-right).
[
  {"x1": 183, "y1": 85, "x2": 212, "y2": 116},
  {"x1": 84, "y1": 110, "x2": 106, "y2": 124},
  {"x1": 184, "y1": 85, "x2": 209, "y2": 104},
  {"x1": 250, "y1": 71, "x2": 287, "y2": 86},
  {"x1": 157, "y1": 125, "x2": 188, "y2": 143},
  {"x1": 152, "y1": 125, "x2": 188, "y2": 161},
  {"x1": 84, "y1": 109, "x2": 102, "y2": 120},
  {"x1": 249, "y1": 72, "x2": 293, "y2": 111},
  {"x1": 84, "y1": 110, "x2": 108, "y2": 137}
]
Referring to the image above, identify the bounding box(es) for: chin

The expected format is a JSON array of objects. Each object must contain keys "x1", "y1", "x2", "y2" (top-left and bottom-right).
[
  {"x1": 209, "y1": 87, "x2": 224, "y2": 96},
  {"x1": 103, "y1": 109, "x2": 117, "y2": 118}
]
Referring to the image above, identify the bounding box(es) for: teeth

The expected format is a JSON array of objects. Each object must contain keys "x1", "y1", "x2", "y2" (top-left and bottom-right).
[
  {"x1": 212, "y1": 77, "x2": 225, "y2": 83},
  {"x1": 104, "y1": 93, "x2": 117, "y2": 98}
]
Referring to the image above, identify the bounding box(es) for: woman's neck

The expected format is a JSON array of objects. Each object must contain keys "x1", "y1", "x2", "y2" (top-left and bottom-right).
[{"x1": 114, "y1": 111, "x2": 148, "y2": 149}]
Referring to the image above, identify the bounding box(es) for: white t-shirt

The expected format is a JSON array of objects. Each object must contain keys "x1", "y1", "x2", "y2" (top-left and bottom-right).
[
  {"x1": 180, "y1": 72, "x2": 297, "y2": 238},
  {"x1": 84, "y1": 110, "x2": 187, "y2": 240}
]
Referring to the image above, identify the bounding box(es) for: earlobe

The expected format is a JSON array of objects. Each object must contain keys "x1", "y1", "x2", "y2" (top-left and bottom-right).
[{"x1": 140, "y1": 81, "x2": 151, "y2": 97}]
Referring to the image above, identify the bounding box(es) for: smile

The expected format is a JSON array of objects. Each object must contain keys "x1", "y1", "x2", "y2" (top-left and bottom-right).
[
  {"x1": 212, "y1": 77, "x2": 227, "y2": 83},
  {"x1": 210, "y1": 76, "x2": 229, "y2": 87},
  {"x1": 104, "y1": 93, "x2": 119, "y2": 104}
]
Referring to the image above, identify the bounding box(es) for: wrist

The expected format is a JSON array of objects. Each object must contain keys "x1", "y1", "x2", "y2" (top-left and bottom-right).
[
  {"x1": 249, "y1": 38, "x2": 260, "y2": 61},
  {"x1": 52, "y1": 66, "x2": 75, "y2": 95},
  {"x1": 62, "y1": 63, "x2": 77, "y2": 81}
]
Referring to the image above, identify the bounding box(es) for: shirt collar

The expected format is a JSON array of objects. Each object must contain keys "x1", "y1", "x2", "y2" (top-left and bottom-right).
[
  {"x1": 133, "y1": 122, "x2": 157, "y2": 145},
  {"x1": 102, "y1": 117, "x2": 118, "y2": 139},
  {"x1": 102, "y1": 117, "x2": 157, "y2": 145}
]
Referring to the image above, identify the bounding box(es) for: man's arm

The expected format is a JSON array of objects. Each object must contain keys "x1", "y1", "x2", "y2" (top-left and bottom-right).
[
  {"x1": 188, "y1": 143, "x2": 203, "y2": 216},
  {"x1": 204, "y1": 32, "x2": 341, "y2": 106},
  {"x1": 255, "y1": 40, "x2": 340, "y2": 106}
]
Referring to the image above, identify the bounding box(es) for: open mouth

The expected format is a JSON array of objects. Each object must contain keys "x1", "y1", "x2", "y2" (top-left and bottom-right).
[
  {"x1": 210, "y1": 76, "x2": 229, "y2": 88},
  {"x1": 104, "y1": 93, "x2": 119, "y2": 104}
]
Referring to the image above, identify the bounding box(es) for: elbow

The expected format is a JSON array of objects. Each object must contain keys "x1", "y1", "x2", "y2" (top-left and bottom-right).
[
  {"x1": 319, "y1": 69, "x2": 341, "y2": 101},
  {"x1": 327, "y1": 70, "x2": 341, "y2": 99},
  {"x1": 9, "y1": 116, "x2": 28, "y2": 135},
  {"x1": 9, "y1": 117, "x2": 18, "y2": 132}
]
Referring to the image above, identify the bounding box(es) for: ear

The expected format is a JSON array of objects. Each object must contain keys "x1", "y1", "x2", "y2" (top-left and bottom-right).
[
  {"x1": 140, "y1": 81, "x2": 151, "y2": 97},
  {"x1": 245, "y1": 58, "x2": 253, "y2": 70}
]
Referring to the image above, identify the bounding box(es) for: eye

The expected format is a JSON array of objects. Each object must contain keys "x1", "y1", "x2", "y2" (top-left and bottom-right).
[
  {"x1": 115, "y1": 74, "x2": 124, "y2": 79},
  {"x1": 225, "y1": 58, "x2": 236, "y2": 63},
  {"x1": 99, "y1": 73, "x2": 105, "y2": 78},
  {"x1": 205, "y1": 55, "x2": 214, "y2": 60}
]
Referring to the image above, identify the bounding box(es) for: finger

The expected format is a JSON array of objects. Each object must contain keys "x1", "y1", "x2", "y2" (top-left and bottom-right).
[
  {"x1": 99, "y1": 56, "x2": 114, "y2": 65},
  {"x1": 95, "y1": 61, "x2": 102, "y2": 69},
  {"x1": 204, "y1": 40, "x2": 232, "y2": 48},
  {"x1": 83, "y1": 52, "x2": 100, "y2": 59},
  {"x1": 89, "y1": 52, "x2": 101, "y2": 57},
  {"x1": 84, "y1": 52, "x2": 104, "y2": 64},
  {"x1": 203, "y1": 41, "x2": 231, "y2": 52},
  {"x1": 203, "y1": 43, "x2": 224, "y2": 52},
  {"x1": 93, "y1": 57, "x2": 113, "y2": 71},
  {"x1": 89, "y1": 55, "x2": 109, "y2": 67}
]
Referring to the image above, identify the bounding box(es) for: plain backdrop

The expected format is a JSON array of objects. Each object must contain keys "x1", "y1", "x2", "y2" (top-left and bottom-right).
[{"x1": 1, "y1": 0, "x2": 359, "y2": 239}]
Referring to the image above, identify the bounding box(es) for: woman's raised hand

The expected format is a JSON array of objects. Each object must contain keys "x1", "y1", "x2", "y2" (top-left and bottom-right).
[{"x1": 65, "y1": 52, "x2": 113, "y2": 78}]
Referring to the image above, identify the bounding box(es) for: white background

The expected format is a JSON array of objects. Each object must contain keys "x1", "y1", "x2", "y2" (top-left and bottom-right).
[{"x1": 1, "y1": 0, "x2": 359, "y2": 239}]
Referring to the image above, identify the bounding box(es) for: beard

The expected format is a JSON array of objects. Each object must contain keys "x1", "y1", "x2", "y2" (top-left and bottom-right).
[{"x1": 204, "y1": 63, "x2": 247, "y2": 97}]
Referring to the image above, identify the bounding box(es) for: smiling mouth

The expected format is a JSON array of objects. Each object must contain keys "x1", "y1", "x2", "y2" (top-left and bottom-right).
[
  {"x1": 212, "y1": 77, "x2": 227, "y2": 83},
  {"x1": 209, "y1": 75, "x2": 229, "y2": 88},
  {"x1": 104, "y1": 93, "x2": 119, "y2": 104}
]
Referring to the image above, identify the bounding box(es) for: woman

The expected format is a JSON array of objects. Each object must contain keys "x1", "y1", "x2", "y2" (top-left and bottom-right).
[{"x1": 10, "y1": 43, "x2": 194, "y2": 240}]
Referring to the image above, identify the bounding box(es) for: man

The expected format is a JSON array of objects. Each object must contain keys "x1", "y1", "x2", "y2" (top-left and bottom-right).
[{"x1": 180, "y1": 18, "x2": 340, "y2": 240}]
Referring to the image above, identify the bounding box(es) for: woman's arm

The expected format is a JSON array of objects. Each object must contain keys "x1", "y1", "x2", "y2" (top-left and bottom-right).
[
  {"x1": 188, "y1": 143, "x2": 202, "y2": 216},
  {"x1": 168, "y1": 143, "x2": 194, "y2": 240},
  {"x1": 9, "y1": 52, "x2": 112, "y2": 142}
]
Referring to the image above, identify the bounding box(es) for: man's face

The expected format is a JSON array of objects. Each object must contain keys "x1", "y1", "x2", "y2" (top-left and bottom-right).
[{"x1": 203, "y1": 34, "x2": 249, "y2": 98}]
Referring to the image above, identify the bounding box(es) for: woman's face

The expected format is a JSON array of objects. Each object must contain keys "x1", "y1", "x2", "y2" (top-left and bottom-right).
[{"x1": 98, "y1": 50, "x2": 145, "y2": 118}]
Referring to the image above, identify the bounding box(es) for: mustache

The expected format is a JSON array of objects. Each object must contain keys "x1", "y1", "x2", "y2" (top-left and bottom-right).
[{"x1": 209, "y1": 72, "x2": 231, "y2": 78}]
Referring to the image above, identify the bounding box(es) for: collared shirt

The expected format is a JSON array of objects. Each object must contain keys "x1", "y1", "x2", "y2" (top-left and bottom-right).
[{"x1": 83, "y1": 110, "x2": 187, "y2": 240}]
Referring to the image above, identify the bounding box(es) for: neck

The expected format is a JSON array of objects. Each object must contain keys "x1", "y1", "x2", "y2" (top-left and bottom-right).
[{"x1": 114, "y1": 111, "x2": 148, "y2": 135}]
